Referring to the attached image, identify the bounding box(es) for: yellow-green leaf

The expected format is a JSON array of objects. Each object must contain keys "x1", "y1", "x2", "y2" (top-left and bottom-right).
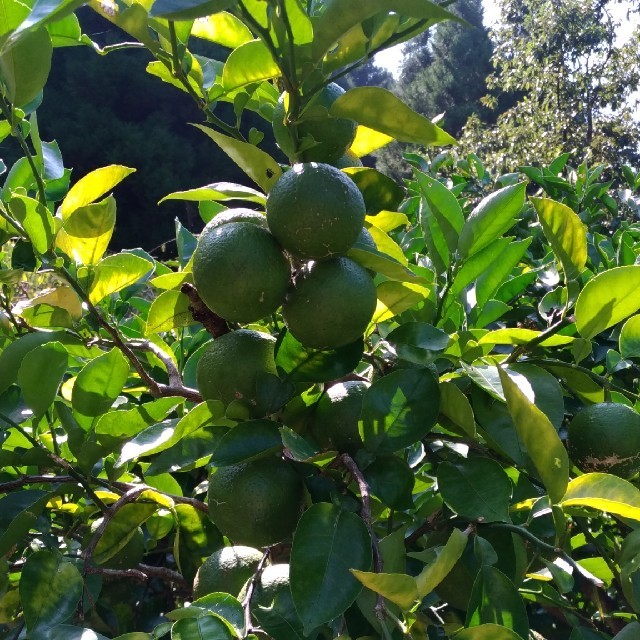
[
  {"x1": 222, "y1": 39, "x2": 279, "y2": 92},
  {"x1": 575, "y1": 266, "x2": 640, "y2": 339},
  {"x1": 145, "y1": 289, "x2": 194, "y2": 335},
  {"x1": 498, "y1": 367, "x2": 569, "y2": 503},
  {"x1": 191, "y1": 12, "x2": 252, "y2": 47},
  {"x1": 620, "y1": 315, "x2": 640, "y2": 358},
  {"x1": 365, "y1": 211, "x2": 408, "y2": 233},
  {"x1": 478, "y1": 328, "x2": 574, "y2": 347},
  {"x1": 350, "y1": 570, "x2": 418, "y2": 610},
  {"x1": 59, "y1": 165, "x2": 135, "y2": 219},
  {"x1": 454, "y1": 624, "x2": 525, "y2": 640},
  {"x1": 415, "y1": 527, "x2": 468, "y2": 598},
  {"x1": 18, "y1": 287, "x2": 82, "y2": 328},
  {"x1": 439, "y1": 381, "x2": 476, "y2": 438},
  {"x1": 531, "y1": 197, "x2": 587, "y2": 281},
  {"x1": 351, "y1": 125, "x2": 394, "y2": 157},
  {"x1": 8, "y1": 194, "x2": 55, "y2": 255},
  {"x1": 366, "y1": 223, "x2": 407, "y2": 265},
  {"x1": 373, "y1": 281, "x2": 431, "y2": 323},
  {"x1": 560, "y1": 473, "x2": 640, "y2": 520},
  {"x1": 331, "y1": 87, "x2": 456, "y2": 147},
  {"x1": 193, "y1": 124, "x2": 281, "y2": 193},
  {"x1": 55, "y1": 195, "x2": 116, "y2": 265},
  {"x1": 88, "y1": 253, "x2": 154, "y2": 304}
]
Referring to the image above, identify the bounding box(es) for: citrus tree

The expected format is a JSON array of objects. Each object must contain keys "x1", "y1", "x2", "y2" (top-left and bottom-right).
[{"x1": 1, "y1": 2, "x2": 640, "y2": 640}]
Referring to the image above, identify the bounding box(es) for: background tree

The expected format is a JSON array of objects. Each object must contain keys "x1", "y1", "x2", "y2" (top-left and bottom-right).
[
  {"x1": 461, "y1": 0, "x2": 640, "y2": 172},
  {"x1": 376, "y1": 0, "x2": 493, "y2": 178}
]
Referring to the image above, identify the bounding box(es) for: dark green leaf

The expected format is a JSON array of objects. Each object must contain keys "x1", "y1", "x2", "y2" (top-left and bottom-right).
[
  {"x1": 20, "y1": 550, "x2": 83, "y2": 634},
  {"x1": 149, "y1": 0, "x2": 232, "y2": 19},
  {"x1": 385, "y1": 322, "x2": 449, "y2": 365},
  {"x1": 48, "y1": 626, "x2": 110, "y2": 640},
  {"x1": 0, "y1": 490, "x2": 50, "y2": 556},
  {"x1": 291, "y1": 503, "x2": 372, "y2": 633},
  {"x1": 171, "y1": 613, "x2": 235, "y2": 639},
  {"x1": 437, "y1": 458, "x2": 512, "y2": 523},
  {"x1": 359, "y1": 368, "x2": 440, "y2": 453},
  {"x1": 466, "y1": 566, "x2": 529, "y2": 639},
  {"x1": 343, "y1": 167, "x2": 405, "y2": 214},
  {"x1": 363, "y1": 455, "x2": 414, "y2": 509},
  {"x1": 211, "y1": 419, "x2": 282, "y2": 466}
]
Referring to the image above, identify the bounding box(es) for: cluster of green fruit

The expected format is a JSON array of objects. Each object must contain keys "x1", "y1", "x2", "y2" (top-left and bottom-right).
[{"x1": 192, "y1": 84, "x2": 377, "y2": 351}]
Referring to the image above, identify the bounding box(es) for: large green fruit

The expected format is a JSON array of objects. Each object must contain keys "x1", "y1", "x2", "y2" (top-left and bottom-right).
[
  {"x1": 208, "y1": 456, "x2": 305, "y2": 547},
  {"x1": 196, "y1": 329, "x2": 277, "y2": 415},
  {"x1": 273, "y1": 83, "x2": 357, "y2": 164},
  {"x1": 311, "y1": 381, "x2": 368, "y2": 453},
  {"x1": 192, "y1": 221, "x2": 290, "y2": 323},
  {"x1": 283, "y1": 257, "x2": 377, "y2": 349},
  {"x1": 193, "y1": 546, "x2": 263, "y2": 599},
  {"x1": 206, "y1": 208, "x2": 268, "y2": 230},
  {"x1": 266, "y1": 163, "x2": 366, "y2": 260},
  {"x1": 567, "y1": 402, "x2": 640, "y2": 478}
]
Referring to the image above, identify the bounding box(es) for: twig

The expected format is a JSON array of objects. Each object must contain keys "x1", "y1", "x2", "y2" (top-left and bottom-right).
[
  {"x1": 505, "y1": 316, "x2": 575, "y2": 363},
  {"x1": 337, "y1": 454, "x2": 387, "y2": 626},
  {"x1": 0, "y1": 474, "x2": 75, "y2": 492},
  {"x1": 111, "y1": 481, "x2": 208, "y2": 514},
  {"x1": 85, "y1": 563, "x2": 187, "y2": 586},
  {"x1": 181, "y1": 283, "x2": 230, "y2": 339},
  {"x1": 82, "y1": 485, "x2": 148, "y2": 571},
  {"x1": 241, "y1": 547, "x2": 271, "y2": 634}
]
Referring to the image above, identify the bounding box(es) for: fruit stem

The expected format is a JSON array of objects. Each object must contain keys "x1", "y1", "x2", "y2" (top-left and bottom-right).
[{"x1": 241, "y1": 547, "x2": 271, "y2": 636}]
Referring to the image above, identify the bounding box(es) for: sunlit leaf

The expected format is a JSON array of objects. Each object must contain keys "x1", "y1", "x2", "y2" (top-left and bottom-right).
[
  {"x1": 373, "y1": 281, "x2": 431, "y2": 323},
  {"x1": 149, "y1": 0, "x2": 231, "y2": 19},
  {"x1": 88, "y1": 252, "x2": 154, "y2": 304},
  {"x1": 620, "y1": 315, "x2": 640, "y2": 359},
  {"x1": 145, "y1": 289, "x2": 194, "y2": 335},
  {"x1": 560, "y1": 473, "x2": 640, "y2": 520},
  {"x1": 350, "y1": 570, "x2": 418, "y2": 609},
  {"x1": 351, "y1": 125, "x2": 394, "y2": 156},
  {"x1": 222, "y1": 39, "x2": 279, "y2": 92}
]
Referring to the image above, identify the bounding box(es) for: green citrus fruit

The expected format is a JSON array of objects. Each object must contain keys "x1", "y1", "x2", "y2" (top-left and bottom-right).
[
  {"x1": 273, "y1": 83, "x2": 357, "y2": 164},
  {"x1": 192, "y1": 221, "x2": 290, "y2": 323},
  {"x1": 311, "y1": 381, "x2": 368, "y2": 453},
  {"x1": 193, "y1": 546, "x2": 263, "y2": 599},
  {"x1": 334, "y1": 151, "x2": 364, "y2": 169},
  {"x1": 196, "y1": 329, "x2": 277, "y2": 414},
  {"x1": 266, "y1": 163, "x2": 366, "y2": 260},
  {"x1": 567, "y1": 402, "x2": 640, "y2": 478},
  {"x1": 283, "y1": 257, "x2": 377, "y2": 349},
  {"x1": 208, "y1": 456, "x2": 305, "y2": 547},
  {"x1": 207, "y1": 208, "x2": 268, "y2": 230}
]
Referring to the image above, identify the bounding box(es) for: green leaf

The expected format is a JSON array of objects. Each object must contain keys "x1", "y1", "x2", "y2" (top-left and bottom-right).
[
  {"x1": 348, "y1": 246, "x2": 425, "y2": 283},
  {"x1": 531, "y1": 197, "x2": 587, "y2": 281},
  {"x1": 359, "y1": 368, "x2": 440, "y2": 453},
  {"x1": 210, "y1": 419, "x2": 282, "y2": 466},
  {"x1": 60, "y1": 165, "x2": 135, "y2": 219},
  {"x1": 145, "y1": 289, "x2": 193, "y2": 334},
  {"x1": 171, "y1": 614, "x2": 235, "y2": 640},
  {"x1": 453, "y1": 625, "x2": 525, "y2": 639},
  {"x1": 344, "y1": 167, "x2": 405, "y2": 214},
  {"x1": 48, "y1": 627, "x2": 110, "y2": 640},
  {"x1": 613, "y1": 622, "x2": 640, "y2": 639},
  {"x1": 159, "y1": 181, "x2": 265, "y2": 206},
  {"x1": 498, "y1": 367, "x2": 569, "y2": 503},
  {"x1": 222, "y1": 39, "x2": 279, "y2": 92},
  {"x1": 72, "y1": 347, "x2": 130, "y2": 417},
  {"x1": 560, "y1": 473, "x2": 640, "y2": 520},
  {"x1": 576, "y1": 266, "x2": 640, "y2": 339},
  {"x1": 373, "y1": 281, "x2": 431, "y2": 323},
  {"x1": 457, "y1": 183, "x2": 526, "y2": 260},
  {"x1": 8, "y1": 194, "x2": 55, "y2": 254},
  {"x1": 0, "y1": 27, "x2": 52, "y2": 107},
  {"x1": 19, "y1": 286, "x2": 82, "y2": 329},
  {"x1": 116, "y1": 401, "x2": 224, "y2": 466},
  {"x1": 477, "y1": 328, "x2": 573, "y2": 348},
  {"x1": 363, "y1": 455, "x2": 414, "y2": 510},
  {"x1": 466, "y1": 565, "x2": 529, "y2": 638},
  {"x1": 95, "y1": 397, "x2": 184, "y2": 438},
  {"x1": 17, "y1": 341, "x2": 67, "y2": 417},
  {"x1": 385, "y1": 322, "x2": 449, "y2": 365},
  {"x1": 93, "y1": 502, "x2": 157, "y2": 564},
  {"x1": 275, "y1": 330, "x2": 363, "y2": 383},
  {"x1": 437, "y1": 458, "x2": 512, "y2": 523},
  {"x1": 620, "y1": 315, "x2": 640, "y2": 358},
  {"x1": 0, "y1": 490, "x2": 51, "y2": 556},
  {"x1": 194, "y1": 124, "x2": 282, "y2": 193},
  {"x1": 190, "y1": 593, "x2": 244, "y2": 637},
  {"x1": 439, "y1": 381, "x2": 476, "y2": 438},
  {"x1": 149, "y1": 0, "x2": 232, "y2": 20},
  {"x1": 88, "y1": 252, "x2": 154, "y2": 304},
  {"x1": 350, "y1": 570, "x2": 418, "y2": 609},
  {"x1": 331, "y1": 87, "x2": 455, "y2": 146},
  {"x1": 414, "y1": 527, "x2": 468, "y2": 597},
  {"x1": 20, "y1": 550, "x2": 83, "y2": 634},
  {"x1": 290, "y1": 503, "x2": 372, "y2": 633},
  {"x1": 55, "y1": 196, "x2": 117, "y2": 265}
]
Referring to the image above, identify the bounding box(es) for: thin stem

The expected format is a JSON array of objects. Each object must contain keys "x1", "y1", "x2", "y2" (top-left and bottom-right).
[
  {"x1": 166, "y1": 21, "x2": 244, "y2": 141},
  {"x1": 241, "y1": 548, "x2": 271, "y2": 634},
  {"x1": 85, "y1": 563, "x2": 187, "y2": 586},
  {"x1": 0, "y1": 96, "x2": 47, "y2": 205}
]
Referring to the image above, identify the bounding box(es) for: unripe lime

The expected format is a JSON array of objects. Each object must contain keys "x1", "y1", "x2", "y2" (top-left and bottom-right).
[
  {"x1": 196, "y1": 329, "x2": 277, "y2": 415},
  {"x1": 192, "y1": 221, "x2": 290, "y2": 323},
  {"x1": 272, "y1": 83, "x2": 357, "y2": 164},
  {"x1": 567, "y1": 402, "x2": 640, "y2": 478},
  {"x1": 206, "y1": 208, "x2": 268, "y2": 230},
  {"x1": 208, "y1": 456, "x2": 305, "y2": 547},
  {"x1": 193, "y1": 546, "x2": 263, "y2": 599},
  {"x1": 311, "y1": 381, "x2": 368, "y2": 453},
  {"x1": 283, "y1": 257, "x2": 377, "y2": 349},
  {"x1": 266, "y1": 163, "x2": 366, "y2": 260}
]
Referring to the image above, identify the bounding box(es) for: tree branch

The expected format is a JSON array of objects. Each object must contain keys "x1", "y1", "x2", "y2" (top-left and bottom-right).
[
  {"x1": 181, "y1": 283, "x2": 230, "y2": 339},
  {"x1": 85, "y1": 563, "x2": 187, "y2": 586}
]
